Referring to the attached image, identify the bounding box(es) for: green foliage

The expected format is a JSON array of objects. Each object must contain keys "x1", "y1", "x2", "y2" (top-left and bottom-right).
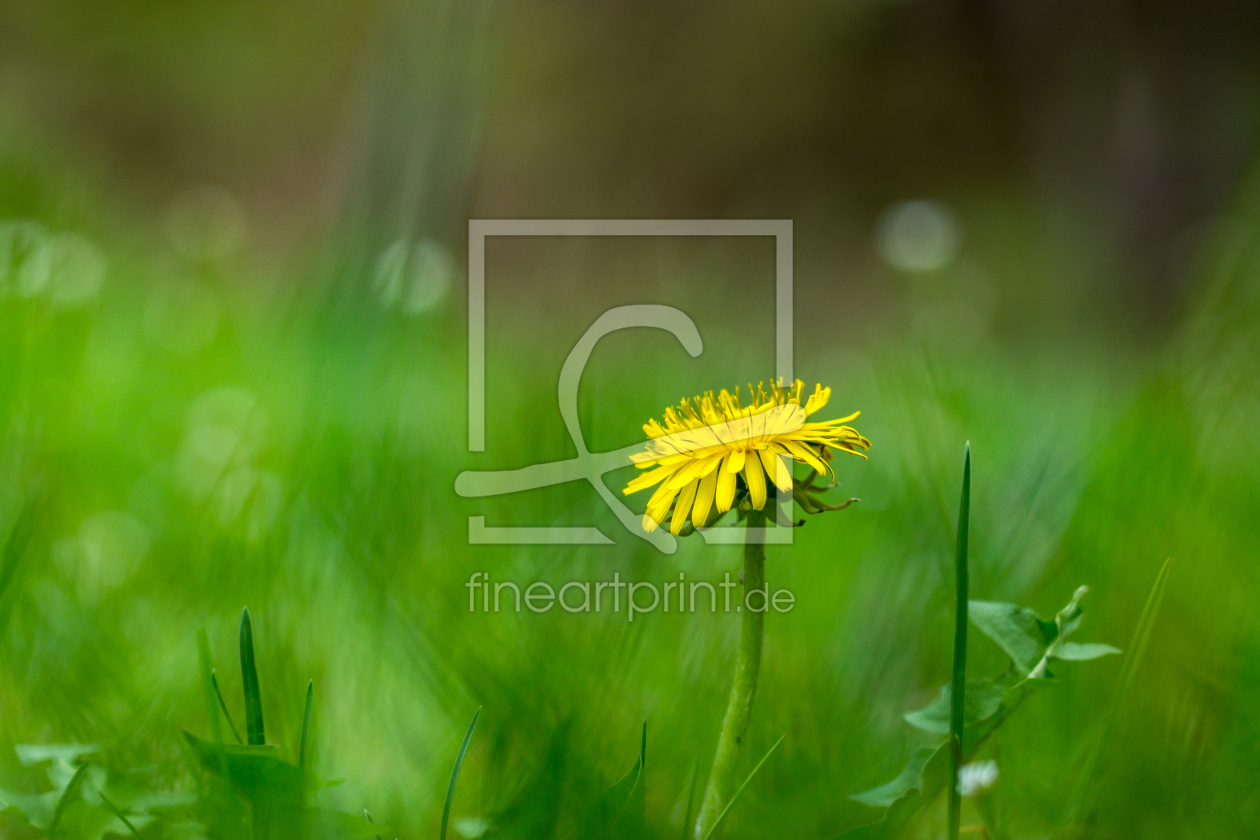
[
  {"x1": 843, "y1": 585, "x2": 1118, "y2": 839},
  {"x1": 971, "y1": 586, "x2": 1120, "y2": 679},
  {"x1": 440, "y1": 708, "x2": 481, "y2": 840},
  {"x1": 967, "y1": 601, "x2": 1057, "y2": 676},
  {"x1": 1060, "y1": 558, "x2": 1173, "y2": 835},
  {"x1": 698, "y1": 733, "x2": 784, "y2": 840},
  {"x1": 240, "y1": 609, "x2": 266, "y2": 748},
  {"x1": 182, "y1": 621, "x2": 385, "y2": 840},
  {"x1": 577, "y1": 727, "x2": 645, "y2": 840},
  {"x1": 0, "y1": 743, "x2": 194, "y2": 839},
  {"x1": 0, "y1": 144, "x2": 1255, "y2": 839},
  {"x1": 903, "y1": 680, "x2": 1006, "y2": 735}
]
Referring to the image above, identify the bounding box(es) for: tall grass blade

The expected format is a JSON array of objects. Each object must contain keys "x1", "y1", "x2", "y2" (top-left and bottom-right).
[
  {"x1": 0, "y1": 495, "x2": 40, "y2": 634},
  {"x1": 682, "y1": 757, "x2": 700, "y2": 840},
  {"x1": 197, "y1": 628, "x2": 242, "y2": 836},
  {"x1": 239, "y1": 607, "x2": 266, "y2": 746},
  {"x1": 947, "y1": 442, "x2": 971, "y2": 840},
  {"x1": 197, "y1": 629, "x2": 231, "y2": 786},
  {"x1": 631, "y1": 721, "x2": 646, "y2": 821},
  {"x1": 299, "y1": 679, "x2": 315, "y2": 770},
  {"x1": 1060, "y1": 557, "x2": 1173, "y2": 834},
  {"x1": 698, "y1": 732, "x2": 785, "y2": 840},
  {"x1": 211, "y1": 670, "x2": 244, "y2": 744},
  {"x1": 48, "y1": 762, "x2": 90, "y2": 839},
  {"x1": 97, "y1": 786, "x2": 145, "y2": 839},
  {"x1": 364, "y1": 808, "x2": 383, "y2": 840},
  {"x1": 440, "y1": 707, "x2": 481, "y2": 840}
]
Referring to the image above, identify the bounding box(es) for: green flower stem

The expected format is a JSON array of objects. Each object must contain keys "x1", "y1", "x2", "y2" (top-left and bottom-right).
[{"x1": 694, "y1": 508, "x2": 767, "y2": 840}]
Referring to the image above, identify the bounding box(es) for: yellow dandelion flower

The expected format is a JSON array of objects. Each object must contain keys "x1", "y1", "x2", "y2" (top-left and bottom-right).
[{"x1": 623, "y1": 379, "x2": 870, "y2": 534}]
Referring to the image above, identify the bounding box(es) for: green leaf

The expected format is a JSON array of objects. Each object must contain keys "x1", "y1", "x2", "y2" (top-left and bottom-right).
[
  {"x1": 0, "y1": 788, "x2": 60, "y2": 829},
  {"x1": 968, "y1": 600, "x2": 1056, "y2": 675},
  {"x1": 240, "y1": 607, "x2": 266, "y2": 746},
  {"x1": 835, "y1": 744, "x2": 948, "y2": 840},
  {"x1": 1052, "y1": 642, "x2": 1121, "y2": 661},
  {"x1": 838, "y1": 676, "x2": 1053, "y2": 840},
  {"x1": 850, "y1": 747, "x2": 935, "y2": 808},
  {"x1": 904, "y1": 680, "x2": 1006, "y2": 735},
  {"x1": 14, "y1": 744, "x2": 101, "y2": 767},
  {"x1": 183, "y1": 730, "x2": 321, "y2": 805},
  {"x1": 440, "y1": 708, "x2": 480, "y2": 840},
  {"x1": 962, "y1": 677, "x2": 1055, "y2": 754}
]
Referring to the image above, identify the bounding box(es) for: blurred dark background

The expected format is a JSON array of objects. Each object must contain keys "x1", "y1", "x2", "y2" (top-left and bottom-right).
[{"x1": 4, "y1": 0, "x2": 1258, "y2": 336}]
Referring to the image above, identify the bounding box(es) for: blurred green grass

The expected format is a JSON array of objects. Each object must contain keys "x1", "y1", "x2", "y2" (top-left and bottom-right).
[{"x1": 2, "y1": 149, "x2": 1260, "y2": 840}]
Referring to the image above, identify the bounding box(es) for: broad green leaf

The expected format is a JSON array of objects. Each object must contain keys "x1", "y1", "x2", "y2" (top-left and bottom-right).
[
  {"x1": 839, "y1": 677, "x2": 1053, "y2": 839},
  {"x1": 836, "y1": 744, "x2": 948, "y2": 839},
  {"x1": 183, "y1": 731, "x2": 320, "y2": 805},
  {"x1": 14, "y1": 744, "x2": 101, "y2": 767},
  {"x1": 1052, "y1": 642, "x2": 1121, "y2": 661},
  {"x1": 963, "y1": 677, "x2": 1055, "y2": 754},
  {"x1": 968, "y1": 600, "x2": 1056, "y2": 675},
  {"x1": 850, "y1": 747, "x2": 935, "y2": 807},
  {"x1": 0, "y1": 788, "x2": 60, "y2": 828},
  {"x1": 904, "y1": 680, "x2": 1006, "y2": 735}
]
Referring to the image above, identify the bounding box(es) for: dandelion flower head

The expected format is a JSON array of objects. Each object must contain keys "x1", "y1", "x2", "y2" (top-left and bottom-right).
[{"x1": 623, "y1": 379, "x2": 870, "y2": 534}]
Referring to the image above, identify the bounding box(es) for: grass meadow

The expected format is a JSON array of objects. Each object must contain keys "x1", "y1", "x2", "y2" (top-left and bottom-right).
[
  {"x1": 4, "y1": 2, "x2": 1260, "y2": 834},
  {"x1": 2, "y1": 149, "x2": 1259, "y2": 840}
]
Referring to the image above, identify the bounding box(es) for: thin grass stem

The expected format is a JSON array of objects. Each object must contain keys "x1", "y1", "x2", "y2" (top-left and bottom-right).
[{"x1": 948, "y1": 442, "x2": 972, "y2": 840}]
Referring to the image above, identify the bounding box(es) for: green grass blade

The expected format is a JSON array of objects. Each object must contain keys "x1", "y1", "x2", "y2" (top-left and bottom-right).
[
  {"x1": 48, "y1": 761, "x2": 91, "y2": 839},
  {"x1": 197, "y1": 629, "x2": 231, "y2": 786},
  {"x1": 682, "y1": 757, "x2": 700, "y2": 840},
  {"x1": 631, "y1": 721, "x2": 646, "y2": 820},
  {"x1": 364, "y1": 808, "x2": 383, "y2": 840},
  {"x1": 699, "y1": 732, "x2": 785, "y2": 840},
  {"x1": 96, "y1": 786, "x2": 145, "y2": 840},
  {"x1": 239, "y1": 607, "x2": 266, "y2": 746},
  {"x1": 440, "y1": 707, "x2": 481, "y2": 840},
  {"x1": 947, "y1": 442, "x2": 971, "y2": 840},
  {"x1": 211, "y1": 670, "x2": 244, "y2": 744},
  {"x1": 1061, "y1": 557, "x2": 1173, "y2": 833},
  {"x1": 299, "y1": 679, "x2": 315, "y2": 770}
]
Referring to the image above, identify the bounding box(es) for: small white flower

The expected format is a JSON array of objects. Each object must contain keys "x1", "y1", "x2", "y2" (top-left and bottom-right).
[{"x1": 957, "y1": 760, "x2": 999, "y2": 797}]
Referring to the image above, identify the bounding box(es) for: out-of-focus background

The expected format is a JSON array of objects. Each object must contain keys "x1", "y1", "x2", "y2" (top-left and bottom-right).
[{"x1": 2, "y1": 1, "x2": 1259, "y2": 838}]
